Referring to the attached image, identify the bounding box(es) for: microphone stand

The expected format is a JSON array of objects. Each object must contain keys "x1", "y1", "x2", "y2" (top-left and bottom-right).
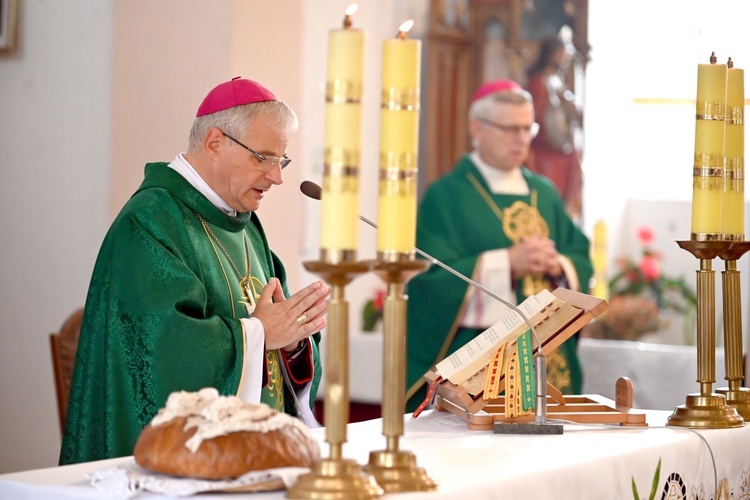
[
  {"x1": 301, "y1": 181, "x2": 556, "y2": 431},
  {"x1": 355, "y1": 213, "x2": 551, "y2": 429}
]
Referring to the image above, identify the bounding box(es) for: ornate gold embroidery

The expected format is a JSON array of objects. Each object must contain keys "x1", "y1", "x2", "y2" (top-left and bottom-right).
[
  {"x1": 265, "y1": 350, "x2": 284, "y2": 413},
  {"x1": 545, "y1": 350, "x2": 571, "y2": 393},
  {"x1": 467, "y1": 173, "x2": 551, "y2": 295}
]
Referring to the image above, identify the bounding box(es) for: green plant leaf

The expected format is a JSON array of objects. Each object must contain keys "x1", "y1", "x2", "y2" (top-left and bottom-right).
[
  {"x1": 648, "y1": 457, "x2": 661, "y2": 500},
  {"x1": 362, "y1": 301, "x2": 377, "y2": 331}
]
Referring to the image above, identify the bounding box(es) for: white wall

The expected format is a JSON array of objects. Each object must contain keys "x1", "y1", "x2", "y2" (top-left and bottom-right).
[
  {"x1": 298, "y1": 0, "x2": 429, "y2": 320},
  {"x1": 583, "y1": 0, "x2": 750, "y2": 359},
  {"x1": 0, "y1": 0, "x2": 114, "y2": 473},
  {"x1": 584, "y1": 0, "x2": 750, "y2": 255}
]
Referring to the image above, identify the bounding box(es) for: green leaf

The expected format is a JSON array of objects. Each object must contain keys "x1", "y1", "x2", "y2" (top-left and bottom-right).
[
  {"x1": 631, "y1": 476, "x2": 639, "y2": 500},
  {"x1": 648, "y1": 458, "x2": 661, "y2": 500},
  {"x1": 362, "y1": 301, "x2": 377, "y2": 331}
]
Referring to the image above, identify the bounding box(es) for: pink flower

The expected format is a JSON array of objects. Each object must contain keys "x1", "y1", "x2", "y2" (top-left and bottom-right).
[
  {"x1": 373, "y1": 289, "x2": 386, "y2": 311},
  {"x1": 639, "y1": 254, "x2": 660, "y2": 281},
  {"x1": 635, "y1": 226, "x2": 655, "y2": 246}
]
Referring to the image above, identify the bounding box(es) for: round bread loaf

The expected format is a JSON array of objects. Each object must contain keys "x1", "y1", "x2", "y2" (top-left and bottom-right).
[{"x1": 133, "y1": 388, "x2": 320, "y2": 480}]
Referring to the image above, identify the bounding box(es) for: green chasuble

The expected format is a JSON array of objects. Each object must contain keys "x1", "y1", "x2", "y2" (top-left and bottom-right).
[
  {"x1": 60, "y1": 163, "x2": 321, "y2": 465},
  {"x1": 405, "y1": 156, "x2": 593, "y2": 411}
]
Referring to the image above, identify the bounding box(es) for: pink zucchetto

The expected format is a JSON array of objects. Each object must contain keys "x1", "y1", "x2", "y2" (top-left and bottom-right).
[
  {"x1": 196, "y1": 77, "x2": 277, "y2": 117},
  {"x1": 471, "y1": 79, "x2": 523, "y2": 103}
]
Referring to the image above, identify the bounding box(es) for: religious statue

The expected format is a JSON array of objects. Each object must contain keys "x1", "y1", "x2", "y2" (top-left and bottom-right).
[{"x1": 526, "y1": 34, "x2": 584, "y2": 222}]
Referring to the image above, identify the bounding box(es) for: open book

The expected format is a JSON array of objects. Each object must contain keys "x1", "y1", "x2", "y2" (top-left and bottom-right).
[{"x1": 433, "y1": 288, "x2": 586, "y2": 396}]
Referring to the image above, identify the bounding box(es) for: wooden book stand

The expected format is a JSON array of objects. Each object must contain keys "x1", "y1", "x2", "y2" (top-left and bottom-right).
[{"x1": 425, "y1": 289, "x2": 648, "y2": 429}]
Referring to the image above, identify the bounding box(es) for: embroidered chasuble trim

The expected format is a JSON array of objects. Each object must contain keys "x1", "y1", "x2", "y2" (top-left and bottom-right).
[
  {"x1": 196, "y1": 214, "x2": 284, "y2": 412},
  {"x1": 466, "y1": 172, "x2": 551, "y2": 296}
]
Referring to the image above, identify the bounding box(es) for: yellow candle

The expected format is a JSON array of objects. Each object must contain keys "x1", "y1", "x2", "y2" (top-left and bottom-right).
[
  {"x1": 377, "y1": 21, "x2": 421, "y2": 259},
  {"x1": 691, "y1": 52, "x2": 726, "y2": 240},
  {"x1": 320, "y1": 4, "x2": 365, "y2": 263},
  {"x1": 591, "y1": 220, "x2": 608, "y2": 300},
  {"x1": 722, "y1": 59, "x2": 744, "y2": 240}
]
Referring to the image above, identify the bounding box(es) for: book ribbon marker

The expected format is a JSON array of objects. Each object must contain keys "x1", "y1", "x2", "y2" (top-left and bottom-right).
[
  {"x1": 518, "y1": 329, "x2": 536, "y2": 412},
  {"x1": 483, "y1": 342, "x2": 507, "y2": 399}
]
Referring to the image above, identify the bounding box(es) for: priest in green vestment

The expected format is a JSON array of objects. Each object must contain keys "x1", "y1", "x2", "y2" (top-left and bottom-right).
[
  {"x1": 60, "y1": 78, "x2": 331, "y2": 465},
  {"x1": 405, "y1": 80, "x2": 593, "y2": 411}
]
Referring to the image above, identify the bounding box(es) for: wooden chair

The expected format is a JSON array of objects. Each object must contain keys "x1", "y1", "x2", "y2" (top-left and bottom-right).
[{"x1": 49, "y1": 308, "x2": 84, "y2": 433}]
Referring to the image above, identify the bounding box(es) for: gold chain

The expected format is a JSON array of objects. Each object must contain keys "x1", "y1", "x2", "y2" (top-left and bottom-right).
[
  {"x1": 466, "y1": 172, "x2": 538, "y2": 222},
  {"x1": 196, "y1": 213, "x2": 251, "y2": 281},
  {"x1": 195, "y1": 213, "x2": 258, "y2": 316}
]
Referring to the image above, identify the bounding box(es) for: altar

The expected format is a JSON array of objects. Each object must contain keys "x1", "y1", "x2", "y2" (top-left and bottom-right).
[
  {"x1": 1, "y1": 410, "x2": 748, "y2": 499},
  {"x1": 317, "y1": 332, "x2": 729, "y2": 413}
]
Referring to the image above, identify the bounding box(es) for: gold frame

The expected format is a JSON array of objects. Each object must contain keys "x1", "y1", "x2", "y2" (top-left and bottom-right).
[{"x1": 0, "y1": 0, "x2": 18, "y2": 52}]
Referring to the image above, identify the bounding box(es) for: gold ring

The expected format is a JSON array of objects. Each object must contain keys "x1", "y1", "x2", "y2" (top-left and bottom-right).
[{"x1": 296, "y1": 313, "x2": 310, "y2": 326}]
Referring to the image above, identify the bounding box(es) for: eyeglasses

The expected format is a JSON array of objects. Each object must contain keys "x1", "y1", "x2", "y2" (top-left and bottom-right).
[
  {"x1": 222, "y1": 132, "x2": 292, "y2": 170},
  {"x1": 478, "y1": 118, "x2": 539, "y2": 139}
]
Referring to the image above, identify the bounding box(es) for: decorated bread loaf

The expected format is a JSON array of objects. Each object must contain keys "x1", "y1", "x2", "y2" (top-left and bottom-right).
[{"x1": 134, "y1": 388, "x2": 319, "y2": 480}]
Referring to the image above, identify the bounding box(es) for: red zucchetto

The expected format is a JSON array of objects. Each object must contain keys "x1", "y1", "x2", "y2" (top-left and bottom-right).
[
  {"x1": 471, "y1": 79, "x2": 523, "y2": 103},
  {"x1": 196, "y1": 77, "x2": 277, "y2": 117}
]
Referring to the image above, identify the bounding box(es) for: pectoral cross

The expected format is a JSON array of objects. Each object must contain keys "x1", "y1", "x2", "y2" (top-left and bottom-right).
[{"x1": 240, "y1": 277, "x2": 256, "y2": 315}]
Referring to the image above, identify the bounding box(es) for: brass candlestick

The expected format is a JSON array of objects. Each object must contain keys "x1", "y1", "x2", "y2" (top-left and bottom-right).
[
  {"x1": 716, "y1": 242, "x2": 750, "y2": 420},
  {"x1": 362, "y1": 258, "x2": 437, "y2": 493},
  {"x1": 288, "y1": 261, "x2": 383, "y2": 500},
  {"x1": 667, "y1": 241, "x2": 744, "y2": 428}
]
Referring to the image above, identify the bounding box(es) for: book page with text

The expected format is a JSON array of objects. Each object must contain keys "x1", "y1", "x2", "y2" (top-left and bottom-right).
[{"x1": 435, "y1": 289, "x2": 555, "y2": 383}]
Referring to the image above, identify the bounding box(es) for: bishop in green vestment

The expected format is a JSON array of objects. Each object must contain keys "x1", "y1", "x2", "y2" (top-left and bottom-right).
[
  {"x1": 60, "y1": 78, "x2": 330, "y2": 465},
  {"x1": 405, "y1": 80, "x2": 593, "y2": 411}
]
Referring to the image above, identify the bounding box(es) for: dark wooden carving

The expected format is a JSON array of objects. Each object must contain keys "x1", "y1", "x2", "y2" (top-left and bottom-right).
[{"x1": 50, "y1": 308, "x2": 84, "y2": 433}]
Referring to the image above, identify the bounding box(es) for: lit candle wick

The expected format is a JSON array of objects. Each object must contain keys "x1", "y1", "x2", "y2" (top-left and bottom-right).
[
  {"x1": 396, "y1": 19, "x2": 414, "y2": 39},
  {"x1": 343, "y1": 3, "x2": 358, "y2": 29}
]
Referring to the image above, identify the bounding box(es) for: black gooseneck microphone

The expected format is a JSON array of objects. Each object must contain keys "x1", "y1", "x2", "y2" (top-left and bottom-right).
[{"x1": 300, "y1": 180, "x2": 557, "y2": 430}]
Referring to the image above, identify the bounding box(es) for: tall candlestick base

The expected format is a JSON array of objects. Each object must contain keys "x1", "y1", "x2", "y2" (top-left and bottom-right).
[
  {"x1": 666, "y1": 393, "x2": 744, "y2": 428},
  {"x1": 288, "y1": 459, "x2": 383, "y2": 499},
  {"x1": 287, "y1": 261, "x2": 383, "y2": 500},
  {"x1": 715, "y1": 242, "x2": 750, "y2": 421},
  {"x1": 362, "y1": 258, "x2": 437, "y2": 493},
  {"x1": 667, "y1": 241, "x2": 744, "y2": 429},
  {"x1": 715, "y1": 388, "x2": 750, "y2": 420}
]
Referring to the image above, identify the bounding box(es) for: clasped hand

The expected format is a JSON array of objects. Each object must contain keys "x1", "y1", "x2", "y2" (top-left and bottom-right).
[
  {"x1": 509, "y1": 236, "x2": 563, "y2": 279},
  {"x1": 252, "y1": 278, "x2": 330, "y2": 351}
]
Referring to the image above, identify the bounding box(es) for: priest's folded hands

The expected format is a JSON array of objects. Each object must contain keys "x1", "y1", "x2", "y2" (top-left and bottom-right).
[
  {"x1": 508, "y1": 235, "x2": 564, "y2": 279},
  {"x1": 253, "y1": 277, "x2": 331, "y2": 351}
]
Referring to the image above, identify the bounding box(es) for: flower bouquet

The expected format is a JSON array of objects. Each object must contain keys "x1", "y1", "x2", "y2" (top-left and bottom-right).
[{"x1": 583, "y1": 226, "x2": 697, "y2": 342}]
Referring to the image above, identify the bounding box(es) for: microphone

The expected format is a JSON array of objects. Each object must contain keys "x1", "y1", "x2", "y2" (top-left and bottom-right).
[{"x1": 301, "y1": 181, "x2": 557, "y2": 431}]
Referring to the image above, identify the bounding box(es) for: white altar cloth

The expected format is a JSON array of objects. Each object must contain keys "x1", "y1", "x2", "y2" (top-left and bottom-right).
[
  {"x1": 579, "y1": 338, "x2": 728, "y2": 411},
  {"x1": 1, "y1": 410, "x2": 748, "y2": 499}
]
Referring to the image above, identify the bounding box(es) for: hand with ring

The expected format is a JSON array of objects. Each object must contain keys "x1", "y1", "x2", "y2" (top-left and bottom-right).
[
  {"x1": 295, "y1": 312, "x2": 310, "y2": 326},
  {"x1": 252, "y1": 278, "x2": 330, "y2": 351}
]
